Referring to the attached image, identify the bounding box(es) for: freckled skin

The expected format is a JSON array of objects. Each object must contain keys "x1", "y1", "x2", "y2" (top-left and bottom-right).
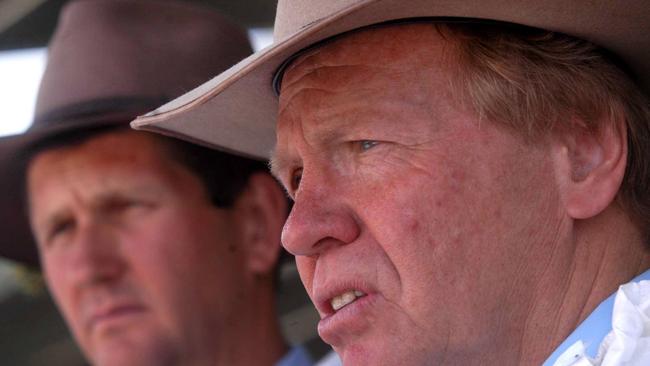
[{"x1": 272, "y1": 24, "x2": 623, "y2": 365}]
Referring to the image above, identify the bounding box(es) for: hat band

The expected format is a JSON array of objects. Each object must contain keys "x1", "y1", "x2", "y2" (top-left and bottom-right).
[
  {"x1": 273, "y1": 17, "x2": 582, "y2": 95},
  {"x1": 32, "y1": 96, "x2": 168, "y2": 131},
  {"x1": 272, "y1": 17, "x2": 499, "y2": 95}
]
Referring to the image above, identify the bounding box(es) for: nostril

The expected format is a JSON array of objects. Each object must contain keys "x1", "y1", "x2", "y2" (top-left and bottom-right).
[{"x1": 312, "y1": 236, "x2": 341, "y2": 253}]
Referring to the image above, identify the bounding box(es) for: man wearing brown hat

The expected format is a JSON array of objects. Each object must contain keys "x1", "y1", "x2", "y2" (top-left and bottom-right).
[
  {"x1": 0, "y1": 0, "x2": 317, "y2": 365},
  {"x1": 134, "y1": 0, "x2": 650, "y2": 365}
]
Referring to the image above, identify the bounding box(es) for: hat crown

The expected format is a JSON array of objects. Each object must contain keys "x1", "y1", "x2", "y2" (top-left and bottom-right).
[
  {"x1": 0, "y1": 0, "x2": 254, "y2": 266},
  {"x1": 274, "y1": 0, "x2": 361, "y2": 41},
  {"x1": 270, "y1": 0, "x2": 650, "y2": 95},
  {"x1": 35, "y1": 0, "x2": 252, "y2": 125},
  {"x1": 132, "y1": 0, "x2": 650, "y2": 163}
]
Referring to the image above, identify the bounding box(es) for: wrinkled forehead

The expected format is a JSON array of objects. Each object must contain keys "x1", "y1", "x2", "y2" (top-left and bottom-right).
[
  {"x1": 279, "y1": 23, "x2": 457, "y2": 97},
  {"x1": 273, "y1": 24, "x2": 462, "y2": 168}
]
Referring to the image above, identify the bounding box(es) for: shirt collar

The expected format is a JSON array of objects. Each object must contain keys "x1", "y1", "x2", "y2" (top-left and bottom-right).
[{"x1": 543, "y1": 269, "x2": 650, "y2": 366}]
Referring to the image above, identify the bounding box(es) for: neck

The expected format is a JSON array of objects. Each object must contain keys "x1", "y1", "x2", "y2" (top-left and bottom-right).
[
  {"x1": 201, "y1": 281, "x2": 288, "y2": 366},
  {"x1": 240, "y1": 295, "x2": 289, "y2": 366},
  {"x1": 519, "y1": 204, "x2": 650, "y2": 364}
]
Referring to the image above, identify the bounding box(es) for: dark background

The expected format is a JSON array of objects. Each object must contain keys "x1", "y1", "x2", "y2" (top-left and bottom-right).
[{"x1": 0, "y1": 0, "x2": 276, "y2": 50}]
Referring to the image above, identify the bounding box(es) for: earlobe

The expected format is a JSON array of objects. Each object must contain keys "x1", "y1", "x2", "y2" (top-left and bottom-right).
[
  {"x1": 558, "y1": 118, "x2": 627, "y2": 219},
  {"x1": 235, "y1": 172, "x2": 288, "y2": 275}
]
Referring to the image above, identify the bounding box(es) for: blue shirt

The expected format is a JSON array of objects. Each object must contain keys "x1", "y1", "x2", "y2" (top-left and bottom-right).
[
  {"x1": 543, "y1": 269, "x2": 650, "y2": 365},
  {"x1": 276, "y1": 346, "x2": 313, "y2": 366}
]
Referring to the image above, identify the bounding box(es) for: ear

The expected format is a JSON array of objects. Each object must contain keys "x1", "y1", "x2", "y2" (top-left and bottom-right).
[
  {"x1": 233, "y1": 172, "x2": 288, "y2": 275},
  {"x1": 554, "y1": 117, "x2": 627, "y2": 219}
]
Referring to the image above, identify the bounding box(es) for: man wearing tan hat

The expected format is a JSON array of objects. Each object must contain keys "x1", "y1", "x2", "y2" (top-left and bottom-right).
[
  {"x1": 133, "y1": 0, "x2": 650, "y2": 365},
  {"x1": 0, "y1": 0, "x2": 317, "y2": 365}
]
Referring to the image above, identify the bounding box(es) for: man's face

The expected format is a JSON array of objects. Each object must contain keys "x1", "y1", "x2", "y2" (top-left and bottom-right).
[
  {"x1": 273, "y1": 24, "x2": 568, "y2": 365},
  {"x1": 28, "y1": 130, "x2": 252, "y2": 366}
]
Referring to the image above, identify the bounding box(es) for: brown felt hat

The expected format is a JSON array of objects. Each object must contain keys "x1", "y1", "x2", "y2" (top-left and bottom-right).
[
  {"x1": 0, "y1": 0, "x2": 253, "y2": 266},
  {"x1": 132, "y1": 0, "x2": 650, "y2": 160}
]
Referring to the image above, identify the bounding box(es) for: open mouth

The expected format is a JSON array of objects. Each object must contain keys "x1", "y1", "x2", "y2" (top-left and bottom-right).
[
  {"x1": 318, "y1": 288, "x2": 375, "y2": 342},
  {"x1": 330, "y1": 290, "x2": 367, "y2": 312}
]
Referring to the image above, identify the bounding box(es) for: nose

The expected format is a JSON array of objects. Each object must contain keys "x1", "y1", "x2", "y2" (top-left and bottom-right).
[
  {"x1": 66, "y1": 219, "x2": 126, "y2": 286},
  {"x1": 281, "y1": 172, "x2": 360, "y2": 257}
]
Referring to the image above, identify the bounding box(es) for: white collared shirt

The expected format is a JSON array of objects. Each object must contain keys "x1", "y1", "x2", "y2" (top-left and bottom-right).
[{"x1": 550, "y1": 276, "x2": 650, "y2": 366}]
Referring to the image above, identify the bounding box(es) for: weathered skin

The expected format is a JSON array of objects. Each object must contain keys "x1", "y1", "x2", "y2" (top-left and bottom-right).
[{"x1": 272, "y1": 24, "x2": 649, "y2": 365}]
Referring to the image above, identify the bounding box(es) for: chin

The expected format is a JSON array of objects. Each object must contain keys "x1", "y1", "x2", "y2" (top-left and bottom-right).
[
  {"x1": 340, "y1": 348, "x2": 409, "y2": 366},
  {"x1": 336, "y1": 337, "x2": 434, "y2": 366},
  {"x1": 88, "y1": 335, "x2": 179, "y2": 366},
  {"x1": 92, "y1": 350, "x2": 175, "y2": 366}
]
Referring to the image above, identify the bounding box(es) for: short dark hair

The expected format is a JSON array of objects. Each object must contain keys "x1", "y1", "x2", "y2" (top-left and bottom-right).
[
  {"x1": 159, "y1": 135, "x2": 268, "y2": 208},
  {"x1": 25, "y1": 125, "x2": 268, "y2": 209}
]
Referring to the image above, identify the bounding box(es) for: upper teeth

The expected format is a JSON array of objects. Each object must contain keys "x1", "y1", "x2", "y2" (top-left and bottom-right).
[{"x1": 331, "y1": 290, "x2": 366, "y2": 311}]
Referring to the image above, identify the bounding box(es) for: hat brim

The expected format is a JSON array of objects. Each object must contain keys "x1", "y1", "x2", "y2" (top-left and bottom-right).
[
  {"x1": 131, "y1": 0, "x2": 650, "y2": 160},
  {"x1": 0, "y1": 104, "x2": 156, "y2": 266}
]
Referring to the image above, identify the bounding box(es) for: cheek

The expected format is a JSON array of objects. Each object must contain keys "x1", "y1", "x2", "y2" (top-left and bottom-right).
[
  {"x1": 41, "y1": 258, "x2": 91, "y2": 349},
  {"x1": 124, "y1": 211, "x2": 214, "y2": 298},
  {"x1": 131, "y1": 206, "x2": 225, "y2": 260},
  {"x1": 42, "y1": 254, "x2": 74, "y2": 311},
  {"x1": 353, "y1": 146, "x2": 542, "y2": 295},
  {"x1": 123, "y1": 210, "x2": 238, "y2": 336},
  {"x1": 356, "y1": 163, "x2": 465, "y2": 264},
  {"x1": 128, "y1": 198, "x2": 246, "y2": 283}
]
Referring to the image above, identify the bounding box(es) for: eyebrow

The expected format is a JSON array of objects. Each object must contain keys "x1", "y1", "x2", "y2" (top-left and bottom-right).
[{"x1": 268, "y1": 151, "x2": 293, "y2": 183}]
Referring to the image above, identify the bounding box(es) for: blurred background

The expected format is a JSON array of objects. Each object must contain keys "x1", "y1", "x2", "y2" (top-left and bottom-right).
[{"x1": 0, "y1": 1, "x2": 324, "y2": 365}]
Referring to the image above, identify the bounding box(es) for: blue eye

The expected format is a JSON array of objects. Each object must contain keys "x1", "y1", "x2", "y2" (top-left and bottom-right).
[{"x1": 360, "y1": 140, "x2": 379, "y2": 151}]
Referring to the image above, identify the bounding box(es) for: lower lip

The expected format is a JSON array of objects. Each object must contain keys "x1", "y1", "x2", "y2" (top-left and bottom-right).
[
  {"x1": 318, "y1": 294, "x2": 377, "y2": 342},
  {"x1": 91, "y1": 306, "x2": 146, "y2": 332}
]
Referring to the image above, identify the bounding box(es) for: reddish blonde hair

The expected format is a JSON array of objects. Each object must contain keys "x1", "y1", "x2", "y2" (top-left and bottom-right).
[{"x1": 441, "y1": 22, "x2": 650, "y2": 242}]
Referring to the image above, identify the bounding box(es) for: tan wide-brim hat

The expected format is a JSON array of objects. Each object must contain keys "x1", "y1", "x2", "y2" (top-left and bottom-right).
[
  {"x1": 0, "y1": 0, "x2": 253, "y2": 266},
  {"x1": 132, "y1": 0, "x2": 650, "y2": 160}
]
